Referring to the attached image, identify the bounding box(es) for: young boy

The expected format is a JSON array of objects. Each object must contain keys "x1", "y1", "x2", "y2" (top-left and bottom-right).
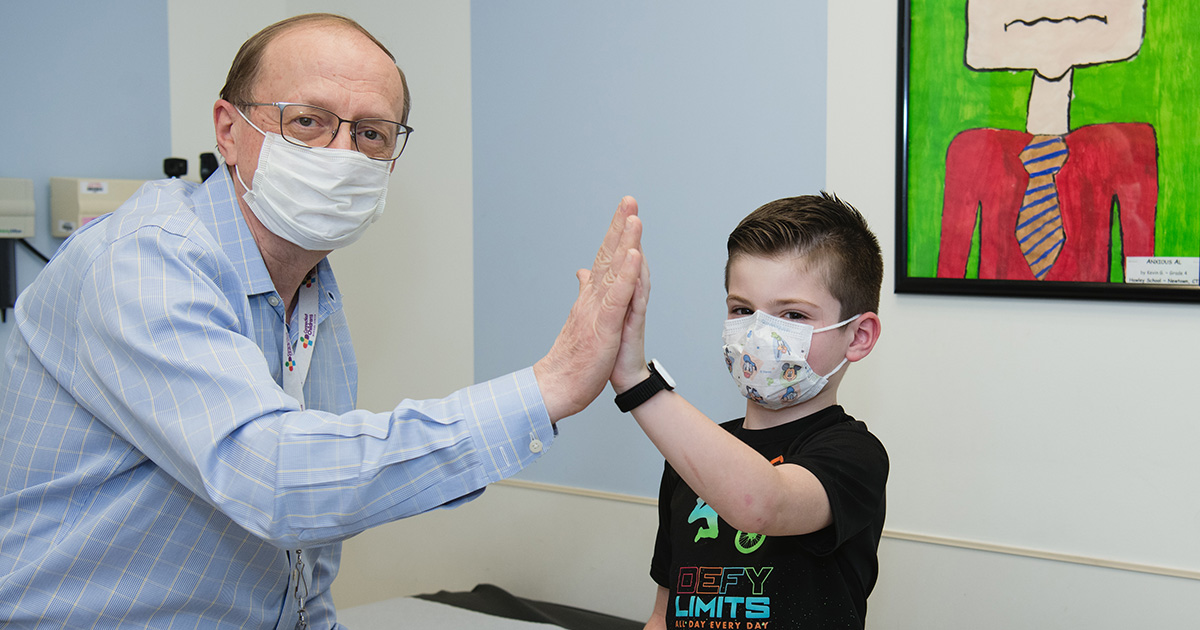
[{"x1": 611, "y1": 193, "x2": 887, "y2": 629}]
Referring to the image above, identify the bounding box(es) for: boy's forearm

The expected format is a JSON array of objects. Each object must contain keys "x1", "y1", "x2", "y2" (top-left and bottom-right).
[{"x1": 630, "y1": 390, "x2": 832, "y2": 536}]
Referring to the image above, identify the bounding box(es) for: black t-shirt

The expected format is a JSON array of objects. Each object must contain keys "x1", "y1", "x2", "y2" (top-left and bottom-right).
[{"x1": 649, "y1": 405, "x2": 888, "y2": 629}]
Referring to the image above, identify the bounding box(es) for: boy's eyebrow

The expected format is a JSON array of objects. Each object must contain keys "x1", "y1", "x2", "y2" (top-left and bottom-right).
[{"x1": 725, "y1": 293, "x2": 821, "y2": 311}]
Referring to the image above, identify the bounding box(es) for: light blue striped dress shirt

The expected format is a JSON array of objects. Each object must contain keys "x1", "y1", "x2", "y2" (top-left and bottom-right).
[{"x1": 0, "y1": 167, "x2": 555, "y2": 629}]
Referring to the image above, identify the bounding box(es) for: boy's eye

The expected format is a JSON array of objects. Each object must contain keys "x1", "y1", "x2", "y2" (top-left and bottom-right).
[
  {"x1": 781, "y1": 311, "x2": 806, "y2": 320},
  {"x1": 730, "y1": 307, "x2": 754, "y2": 317}
]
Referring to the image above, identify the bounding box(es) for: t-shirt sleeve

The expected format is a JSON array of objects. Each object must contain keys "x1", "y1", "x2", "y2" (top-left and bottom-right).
[
  {"x1": 649, "y1": 461, "x2": 676, "y2": 588},
  {"x1": 786, "y1": 421, "x2": 888, "y2": 556}
]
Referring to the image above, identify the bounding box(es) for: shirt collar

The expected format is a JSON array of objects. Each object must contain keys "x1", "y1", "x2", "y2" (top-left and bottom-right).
[{"x1": 188, "y1": 165, "x2": 342, "y2": 313}]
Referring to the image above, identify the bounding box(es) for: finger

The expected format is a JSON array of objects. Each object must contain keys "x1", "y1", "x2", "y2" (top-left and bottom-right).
[
  {"x1": 635, "y1": 251, "x2": 651, "y2": 313},
  {"x1": 623, "y1": 247, "x2": 650, "y2": 317},
  {"x1": 591, "y1": 197, "x2": 639, "y2": 278},
  {"x1": 623, "y1": 268, "x2": 650, "y2": 343},
  {"x1": 592, "y1": 198, "x2": 631, "y2": 273},
  {"x1": 599, "y1": 247, "x2": 644, "y2": 336},
  {"x1": 639, "y1": 249, "x2": 650, "y2": 302},
  {"x1": 600, "y1": 215, "x2": 643, "y2": 290}
]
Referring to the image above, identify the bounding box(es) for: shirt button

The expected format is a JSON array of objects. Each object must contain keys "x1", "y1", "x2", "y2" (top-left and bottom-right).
[
  {"x1": 529, "y1": 438, "x2": 543, "y2": 454},
  {"x1": 268, "y1": 295, "x2": 281, "y2": 307}
]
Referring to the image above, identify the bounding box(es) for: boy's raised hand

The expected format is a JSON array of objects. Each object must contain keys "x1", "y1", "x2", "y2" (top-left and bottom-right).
[
  {"x1": 610, "y1": 230, "x2": 652, "y2": 396},
  {"x1": 534, "y1": 197, "x2": 644, "y2": 422}
]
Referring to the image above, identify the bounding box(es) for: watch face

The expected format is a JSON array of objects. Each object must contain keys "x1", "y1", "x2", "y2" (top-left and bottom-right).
[{"x1": 651, "y1": 359, "x2": 676, "y2": 388}]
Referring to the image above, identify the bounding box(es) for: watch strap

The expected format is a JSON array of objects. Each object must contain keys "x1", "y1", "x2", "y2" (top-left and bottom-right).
[{"x1": 614, "y1": 361, "x2": 673, "y2": 413}]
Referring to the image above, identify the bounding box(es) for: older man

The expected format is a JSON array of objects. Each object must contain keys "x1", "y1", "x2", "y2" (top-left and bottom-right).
[{"x1": 0, "y1": 13, "x2": 641, "y2": 629}]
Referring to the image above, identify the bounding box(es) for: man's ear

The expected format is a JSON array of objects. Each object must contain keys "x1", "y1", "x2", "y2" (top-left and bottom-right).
[
  {"x1": 213, "y1": 99, "x2": 240, "y2": 166},
  {"x1": 846, "y1": 312, "x2": 881, "y2": 362}
]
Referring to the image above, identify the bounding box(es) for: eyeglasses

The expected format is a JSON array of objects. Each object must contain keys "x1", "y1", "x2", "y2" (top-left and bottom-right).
[{"x1": 238, "y1": 102, "x2": 413, "y2": 161}]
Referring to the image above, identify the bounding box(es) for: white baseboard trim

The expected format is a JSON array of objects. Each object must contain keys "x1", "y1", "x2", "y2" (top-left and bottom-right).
[
  {"x1": 496, "y1": 478, "x2": 657, "y2": 506},
  {"x1": 498, "y1": 479, "x2": 1199, "y2": 581}
]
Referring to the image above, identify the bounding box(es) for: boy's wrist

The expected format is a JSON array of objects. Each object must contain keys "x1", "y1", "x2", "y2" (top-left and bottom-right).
[
  {"x1": 614, "y1": 359, "x2": 675, "y2": 412},
  {"x1": 612, "y1": 359, "x2": 652, "y2": 394}
]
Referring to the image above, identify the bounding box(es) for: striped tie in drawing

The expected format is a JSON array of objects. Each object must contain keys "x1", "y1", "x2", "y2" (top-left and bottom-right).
[{"x1": 1016, "y1": 135, "x2": 1069, "y2": 279}]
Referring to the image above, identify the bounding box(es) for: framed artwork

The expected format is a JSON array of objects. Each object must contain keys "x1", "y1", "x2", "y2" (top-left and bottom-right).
[{"x1": 896, "y1": 0, "x2": 1200, "y2": 302}]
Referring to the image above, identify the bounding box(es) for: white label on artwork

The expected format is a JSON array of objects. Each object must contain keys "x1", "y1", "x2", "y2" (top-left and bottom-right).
[{"x1": 1125, "y1": 257, "x2": 1200, "y2": 285}]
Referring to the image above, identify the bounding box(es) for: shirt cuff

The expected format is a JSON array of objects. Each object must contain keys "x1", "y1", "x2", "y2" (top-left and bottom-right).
[{"x1": 457, "y1": 366, "x2": 555, "y2": 484}]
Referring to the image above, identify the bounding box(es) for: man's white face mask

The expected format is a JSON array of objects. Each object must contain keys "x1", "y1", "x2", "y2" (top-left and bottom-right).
[{"x1": 234, "y1": 109, "x2": 390, "y2": 251}]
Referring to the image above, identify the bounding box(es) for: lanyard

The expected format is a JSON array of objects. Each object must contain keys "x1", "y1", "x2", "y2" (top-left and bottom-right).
[
  {"x1": 290, "y1": 549, "x2": 310, "y2": 630},
  {"x1": 282, "y1": 274, "x2": 319, "y2": 410},
  {"x1": 282, "y1": 274, "x2": 319, "y2": 629}
]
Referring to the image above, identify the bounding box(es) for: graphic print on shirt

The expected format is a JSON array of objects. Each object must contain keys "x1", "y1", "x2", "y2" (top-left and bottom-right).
[
  {"x1": 672, "y1": 456, "x2": 792, "y2": 625},
  {"x1": 687, "y1": 499, "x2": 767, "y2": 555},
  {"x1": 688, "y1": 497, "x2": 719, "y2": 542},
  {"x1": 735, "y1": 530, "x2": 765, "y2": 554},
  {"x1": 672, "y1": 565, "x2": 775, "y2": 624},
  {"x1": 679, "y1": 498, "x2": 774, "y2": 622}
]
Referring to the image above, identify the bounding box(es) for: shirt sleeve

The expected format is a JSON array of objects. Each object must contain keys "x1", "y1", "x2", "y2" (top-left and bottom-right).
[
  {"x1": 938, "y1": 130, "x2": 985, "y2": 279},
  {"x1": 70, "y1": 223, "x2": 554, "y2": 547},
  {"x1": 1113, "y1": 123, "x2": 1158, "y2": 259},
  {"x1": 786, "y1": 422, "x2": 888, "y2": 556}
]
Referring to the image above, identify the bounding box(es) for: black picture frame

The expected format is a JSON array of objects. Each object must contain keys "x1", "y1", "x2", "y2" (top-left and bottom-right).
[{"x1": 895, "y1": 0, "x2": 1200, "y2": 303}]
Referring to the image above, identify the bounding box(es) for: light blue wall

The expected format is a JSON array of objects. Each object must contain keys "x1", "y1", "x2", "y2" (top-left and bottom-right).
[
  {"x1": 472, "y1": 2, "x2": 828, "y2": 497},
  {"x1": 0, "y1": 1, "x2": 171, "y2": 347}
]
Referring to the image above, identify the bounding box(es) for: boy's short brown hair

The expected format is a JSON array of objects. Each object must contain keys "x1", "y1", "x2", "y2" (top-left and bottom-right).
[{"x1": 725, "y1": 193, "x2": 883, "y2": 320}]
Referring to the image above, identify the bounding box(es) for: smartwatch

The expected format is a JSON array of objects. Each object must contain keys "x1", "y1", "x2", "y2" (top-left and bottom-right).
[{"x1": 614, "y1": 359, "x2": 676, "y2": 413}]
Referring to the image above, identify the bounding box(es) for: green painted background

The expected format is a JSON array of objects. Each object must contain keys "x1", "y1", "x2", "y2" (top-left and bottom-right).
[{"x1": 903, "y1": 2, "x2": 1200, "y2": 280}]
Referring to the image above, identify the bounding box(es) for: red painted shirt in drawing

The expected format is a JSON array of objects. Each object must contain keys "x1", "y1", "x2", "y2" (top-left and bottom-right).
[{"x1": 937, "y1": 123, "x2": 1157, "y2": 281}]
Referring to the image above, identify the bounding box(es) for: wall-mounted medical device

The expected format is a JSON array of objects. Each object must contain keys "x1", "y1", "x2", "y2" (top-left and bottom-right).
[
  {"x1": 0, "y1": 178, "x2": 36, "y2": 239},
  {"x1": 50, "y1": 177, "x2": 145, "y2": 237},
  {"x1": 0, "y1": 178, "x2": 36, "y2": 320}
]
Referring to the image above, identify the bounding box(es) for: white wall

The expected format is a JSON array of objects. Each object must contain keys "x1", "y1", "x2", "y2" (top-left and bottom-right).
[
  {"x1": 168, "y1": 1, "x2": 286, "y2": 167},
  {"x1": 827, "y1": 2, "x2": 1200, "y2": 628}
]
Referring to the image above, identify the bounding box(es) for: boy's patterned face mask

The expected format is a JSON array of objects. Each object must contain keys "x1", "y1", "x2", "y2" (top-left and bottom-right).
[{"x1": 721, "y1": 311, "x2": 859, "y2": 411}]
